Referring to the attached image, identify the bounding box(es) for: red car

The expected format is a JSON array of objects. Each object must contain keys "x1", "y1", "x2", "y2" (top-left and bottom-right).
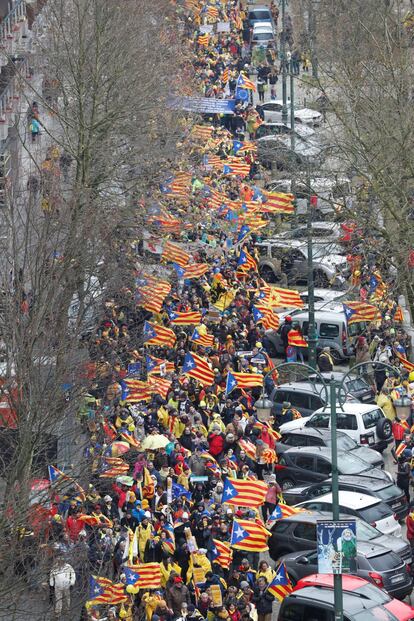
[{"x1": 293, "y1": 574, "x2": 414, "y2": 620}]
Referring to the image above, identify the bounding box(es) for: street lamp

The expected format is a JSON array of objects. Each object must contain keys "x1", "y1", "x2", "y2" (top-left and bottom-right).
[{"x1": 280, "y1": 0, "x2": 288, "y2": 124}]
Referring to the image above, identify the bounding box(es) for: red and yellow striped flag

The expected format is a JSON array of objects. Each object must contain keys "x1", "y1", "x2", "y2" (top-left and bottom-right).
[
  {"x1": 143, "y1": 321, "x2": 176, "y2": 348},
  {"x1": 192, "y1": 125, "x2": 214, "y2": 140},
  {"x1": 161, "y1": 240, "x2": 190, "y2": 267},
  {"x1": 207, "y1": 6, "x2": 219, "y2": 19},
  {"x1": 262, "y1": 286, "x2": 304, "y2": 309},
  {"x1": 228, "y1": 371, "x2": 263, "y2": 388},
  {"x1": 222, "y1": 68, "x2": 229, "y2": 83},
  {"x1": 184, "y1": 263, "x2": 210, "y2": 279},
  {"x1": 121, "y1": 378, "x2": 152, "y2": 402},
  {"x1": 238, "y1": 438, "x2": 257, "y2": 461},
  {"x1": 267, "y1": 563, "x2": 293, "y2": 602},
  {"x1": 262, "y1": 191, "x2": 295, "y2": 214},
  {"x1": 395, "y1": 442, "x2": 408, "y2": 458},
  {"x1": 169, "y1": 310, "x2": 202, "y2": 325},
  {"x1": 288, "y1": 330, "x2": 308, "y2": 348},
  {"x1": 100, "y1": 457, "x2": 130, "y2": 478},
  {"x1": 343, "y1": 301, "x2": 380, "y2": 325},
  {"x1": 124, "y1": 563, "x2": 162, "y2": 590},
  {"x1": 198, "y1": 33, "x2": 209, "y2": 46},
  {"x1": 395, "y1": 351, "x2": 414, "y2": 372},
  {"x1": 230, "y1": 518, "x2": 271, "y2": 551},
  {"x1": 222, "y1": 477, "x2": 267, "y2": 507},
  {"x1": 394, "y1": 306, "x2": 404, "y2": 323},
  {"x1": 255, "y1": 305, "x2": 280, "y2": 330},
  {"x1": 148, "y1": 376, "x2": 172, "y2": 400},
  {"x1": 182, "y1": 352, "x2": 214, "y2": 386},
  {"x1": 212, "y1": 539, "x2": 233, "y2": 569},
  {"x1": 88, "y1": 576, "x2": 127, "y2": 605},
  {"x1": 191, "y1": 328, "x2": 215, "y2": 348}
]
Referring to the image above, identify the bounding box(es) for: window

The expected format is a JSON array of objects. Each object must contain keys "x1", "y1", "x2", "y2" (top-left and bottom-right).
[
  {"x1": 308, "y1": 413, "x2": 329, "y2": 428},
  {"x1": 304, "y1": 605, "x2": 334, "y2": 621},
  {"x1": 319, "y1": 323, "x2": 339, "y2": 338},
  {"x1": 263, "y1": 103, "x2": 279, "y2": 112},
  {"x1": 308, "y1": 436, "x2": 325, "y2": 446},
  {"x1": 304, "y1": 501, "x2": 326, "y2": 511},
  {"x1": 294, "y1": 455, "x2": 315, "y2": 471},
  {"x1": 358, "y1": 502, "x2": 392, "y2": 523},
  {"x1": 253, "y1": 32, "x2": 273, "y2": 41},
  {"x1": 293, "y1": 522, "x2": 316, "y2": 541},
  {"x1": 301, "y1": 321, "x2": 309, "y2": 335},
  {"x1": 272, "y1": 520, "x2": 291, "y2": 535},
  {"x1": 282, "y1": 434, "x2": 308, "y2": 447},
  {"x1": 309, "y1": 483, "x2": 332, "y2": 498},
  {"x1": 337, "y1": 413, "x2": 358, "y2": 431},
  {"x1": 309, "y1": 395, "x2": 324, "y2": 410},
  {"x1": 279, "y1": 603, "x2": 304, "y2": 621},
  {"x1": 375, "y1": 484, "x2": 402, "y2": 502},
  {"x1": 368, "y1": 552, "x2": 402, "y2": 572},
  {"x1": 315, "y1": 457, "x2": 332, "y2": 476},
  {"x1": 249, "y1": 10, "x2": 272, "y2": 21},
  {"x1": 347, "y1": 320, "x2": 367, "y2": 336},
  {"x1": 288, "y1": 392, "x2": 310, "y2": 409},
  {"x1": 362, "y1": 408, "x2": 383, "y2": 429},
  {"x1": 271, "y1": 246, "x2": 283, "y2": 259},
  {"x1": 274, "y1": 390, "x2": 287, "y2": 404},
  {"x1": 258, "y1": 245, "x2": 269, "y2": 257}
]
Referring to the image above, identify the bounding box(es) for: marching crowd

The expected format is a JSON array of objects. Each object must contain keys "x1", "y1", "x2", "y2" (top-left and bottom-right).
[{"x1": 15, "y1": 1, "x2": 414, "y2": 620}]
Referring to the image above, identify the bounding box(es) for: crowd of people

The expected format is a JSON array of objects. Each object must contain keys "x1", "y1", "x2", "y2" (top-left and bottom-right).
[{"x1": 15, "y1": 1, "x2": 414, "y2": 620}]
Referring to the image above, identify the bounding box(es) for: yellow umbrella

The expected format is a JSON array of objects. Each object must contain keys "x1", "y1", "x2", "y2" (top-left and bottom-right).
[{"x1": 141, "y1": 434, "x2": 170, "y2": 450}]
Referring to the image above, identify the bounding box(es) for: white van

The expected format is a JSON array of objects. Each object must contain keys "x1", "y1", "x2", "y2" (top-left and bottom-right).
[{"x1": 266, "y1": 302, "x2": 367, "y2": 362}]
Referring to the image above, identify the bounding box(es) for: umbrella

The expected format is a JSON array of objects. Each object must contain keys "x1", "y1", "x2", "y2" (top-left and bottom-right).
[
  {"x1": 141, "y1": 434, "x2": 170, "y2": 450},
  {"x1": 105, "y1": 441, "x2": 130, "y2": 457},
  {"x1": 116, "y1": 475, "x2": 134, "y2": 487}
]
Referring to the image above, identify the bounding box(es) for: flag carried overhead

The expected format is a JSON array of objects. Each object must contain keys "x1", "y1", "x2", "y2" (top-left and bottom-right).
[
  {"x1": 267, "y1": 563, "x2": 293, "y2": 602},
  {"x1": 88, "y1": 576, "x2": 127, "y2": 605},
  {"x1": 221, "y1": 478, "x2": 267, "y2": 507},
  {"x1": 182, "y1": 351, "x2": 214, "y2": 386},
  {"x1": 343, "y1": 301, "x2": 380, "y2": 325},
  {"x1": 161, "y1": 240, "x2": 190, "y2": 267},
  {"x1": 226, "y1": 371, "x2": 263, "y2": 395},
  {"x1": 230, "y1": 518, "x2": 271, "y2": 552},
  {"x1": 212, "y1": 539, "x2": 233, "y2": 569},
  {"x1": 123, "y1": 564, "x2": 162, "y2": 590},
  {"x1": 267, "y1": 503, "x2": 304, "y2": 525},
  {"x1": 238, "y1": 249, "x2": 258, "y2": 272},
  {"x1": 121, "y1": 379, "x2": 151, "y2": 403},
  {"x1": 143, "y1": 321, "x2": 176, "y2": 347},
  {"x1": 191, "y1": 328, "x2": 214, "y2": 348},
  {"x1": 168, "y1": 310, "x2": 203, "y2": 325}
]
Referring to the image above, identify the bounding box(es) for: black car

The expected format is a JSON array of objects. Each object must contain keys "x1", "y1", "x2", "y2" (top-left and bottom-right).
[
  {"x1": 282, "y1": 476, "x2": 408, "y2": 521},
  {"x1": 275, "y1": 446, "x2": 385, "y2": 490},
  {"x1": 281, "y1": 542, "x2": 412, "y2": 600},
  {"x1": 268, "y1": 510, "x2": 411, "y2": 564},
  {"x1": 278, "y1": 428, "x2": 384, "y2": 469}
]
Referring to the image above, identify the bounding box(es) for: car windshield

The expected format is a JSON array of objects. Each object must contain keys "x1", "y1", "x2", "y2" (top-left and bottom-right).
[
  {"x1": 253, "y1": 32, "x2": 273, "y2": 40},
  {"x1": 368, "y1": 552, "x2": 402, "y2": 571},
  {"x1": 352, "y1": 585, "x2": 390, "y2": 604},
  {"x1": 358, "y1": 502, "x2": 392, "y2": 523},
  {"x1": 337, "y1": 453, "x2": 372, "y2": 475},
  {"x1": 346, "y1": 378, "x2": 369, "y2": 392},
  {"x1": 328, "y1": 435, "x2": 357, "y2": 451},
  {"x1": 356, "y1": 519, "x2": 382, "y2": 540},
  {"x1": 375, "y1": 484, "x2": 403, "y2": 501},
  {"x1": 250, "y1": 10, "x2": 271, "y2": 20}
]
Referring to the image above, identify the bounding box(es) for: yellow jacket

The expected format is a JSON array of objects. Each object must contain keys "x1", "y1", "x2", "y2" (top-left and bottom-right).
[
  {"x1": 160, "y1": 562, "x2": 182, "y2": 588},
  {"x1": 187, "y1": 552, "x2": 212, "y2": 583},
  {"x1": 137, "y1": 523, "x2": 152, "y2": 560}
]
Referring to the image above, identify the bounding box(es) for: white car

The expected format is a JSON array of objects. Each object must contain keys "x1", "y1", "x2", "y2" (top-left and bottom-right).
[
  {"x1": 279, "y1": 403, "x2": 393, "y2": 453},
  {"x1": 260, "y1": 99, "x2": 322, "y2": 126},
  {"x1": 279, "y1": 222, "x2": 340, "y2": 242},
  {"x1": 296, "y1": 490, "x2": 402, "y2": 537},
  {"x1": 252, "y1": 23, "x2": 275, "y2": 47}
]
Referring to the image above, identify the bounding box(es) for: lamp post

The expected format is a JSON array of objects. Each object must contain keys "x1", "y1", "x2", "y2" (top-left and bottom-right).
[
  {"x1": 280, "y1": 0, "x2": 288, "y2": 124},
  {"x1": 289, "y1": 56, "x2": 295, "y2": 153},
  {"x1": 306, "y1": 159, "x2": 317, "y2": 370},
  {"x1": 329, "y1": 376, "x2": 343, "y2": 621}
]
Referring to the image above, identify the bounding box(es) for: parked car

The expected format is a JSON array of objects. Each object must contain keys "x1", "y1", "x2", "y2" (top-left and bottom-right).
[
  {"x1": 281, "y1": 542, "x2": 412, "y2": 599},
  {"x1": 257, "y1": 134, "x2": 323, "y2": 170},
  {"x1": 299, "y1": 288, "x2": 348, "y2": 306},
  {"x1": 251, "y1": 23, "x2": 275, "y2": 48},
  {"x1": 277, "y1": 429, "x2": 384, "y2": 469},
  {"x1": 265, "y1": 176, "x2": 353, "y2": 219},
  {"x1": 259, "y1": 99, "x2": 322, "y2": 126},
  {"x1": 268, "y1": 511, "x2": 411, "y2": 564},
  {"x1": 275, "y1": 446, "x2": 390, "y2": 490},
  {"x1": 278, "y1": 222, "x2": 340, "y2": 242},
  {"x1": 255, "y1": 121, "x2": 315, "y2": 140},
  {"x1": 279, "y1": 403, "x2": 394, "y2": 452},
  {"x1": 282, "y1": 476, "x2": 408, "y2": 521},
  {"x1": 265, "y1": 303, "x2": 366, "y2": 361},
  {"x1": 256, "y1": 240, "x2": 348, "y2": 288},
  {"x1": 278, "y1": 576, "x2": 414, "y2": 621},
  {"x1": 247, "y1": 5, "x2": 274, "y2": 27},
  {"x1": 297, "y1": 490, "x2": 402, "y2": 537},
  {"x1": 270, "y1": 373, "x2": 375, "y2": 419}
]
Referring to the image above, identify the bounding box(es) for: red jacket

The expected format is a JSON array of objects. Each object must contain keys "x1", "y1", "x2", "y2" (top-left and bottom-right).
[
  {"x1": 66, "y1": 515, "x2": 84, "y2": 541},
  {"x1": 407, "y1": 514, "x2": 414, "y2": 541},
  {"x1": 208, "y1": 432, "x2": 225, "y2": 457}
]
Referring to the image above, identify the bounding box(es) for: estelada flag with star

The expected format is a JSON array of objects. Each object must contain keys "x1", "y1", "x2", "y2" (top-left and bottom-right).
[
  {"x1": 230, "y1": 517, "x2": 271, "y2": 552},
  {"x1": 221, "y1": 477, "x2": 267, "y2": 507},
  {"x1": 212, "y1": 539, "x2": 233, "y2": 569},
  {"x1": 123, "y1": 564, "x2": 162, "y2": 590},
  {"x1": 267, "y1": 563, "x2": 293, "y2": 602},
  {"x1": 88, "y1": 576, "x2": 127, "y2": 605}
]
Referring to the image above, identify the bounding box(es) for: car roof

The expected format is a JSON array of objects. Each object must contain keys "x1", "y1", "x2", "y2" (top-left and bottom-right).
[
  {"x1": 253, "y1": 22, "x2": 273, "y2": 29},
  {"x1": 248, "y1": 5, "x2": 271, "y2": 11},
  {"x1": 314, "y1": 403, "x2": 381, "y2": 414},
  {"x1": 296, "y1": 573, "x2": 378, "y2": 591},
  {"x1": 288, "y1": 586, "x2": 381, "y2": 613},
  {"x1": 284, "y1": 446, "x2": 333, "y2": 458},
  {"x1": 281, "y1": 428, "x2": 341, "y2": 440},
  {"x1": 274, "y1": 381, "x2": 327, "y2": 394},
  {"x1": 302, "y1": 490, "x2": 380, "y2": 509},
  {"x1": 272, "y1": 509, "x2": 352, "y2": 525},
  {"x1": 336, "y1": 475, "x2": 391, "y2": 491}
]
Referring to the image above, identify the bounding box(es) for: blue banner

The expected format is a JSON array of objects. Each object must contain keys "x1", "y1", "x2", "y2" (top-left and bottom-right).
[{"x1": 170, "y1": 96, "x2": 236, "y2": 114}]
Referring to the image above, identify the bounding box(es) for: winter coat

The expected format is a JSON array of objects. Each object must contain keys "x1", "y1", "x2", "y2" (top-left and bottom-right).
[
  {"x1": 166, "y1": 584, "x2": 191, "y2": 615},
  {"x1": 252, "y1": 586, "x2": 274, "y2": 614}
]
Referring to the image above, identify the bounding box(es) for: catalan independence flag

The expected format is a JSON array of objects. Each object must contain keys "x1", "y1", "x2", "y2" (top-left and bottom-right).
[
  {"x1": 182, "y1": 352, "x2": 214, "y2": 386},
  {"x1": 260, "y1": 286, "x2": 303, "y2": 309},
  {"x1": 267, "y1": 503, "x2": 303, "y2": 524},
  {"x1": 168, "y1": 310, "x2": 202, "y2": 325},
  {"x1": 343, "y1": 301, "x2": 380, "y2": 325},
  {"x1": 226, "y1": 371, "x2": 263, "y2": 395},
  {"x1": 146, "y1": 354, "x2": 175, "y2": 376},
  {"x1": 48, "y1": 465, "x2": 86, "y2": 501},
  {"x1": 192, "y1": 124, "x2": 214, "y2": 140},
  {"x1": 222, "y1": 68, "x2": 229, "y2": 83},
  {"x1": 395, "y1": 442, "x2": 408, "y2": 458},
  {"x1": 161, "y1": 240, "x2": 190, "y2": 267},
  {"x1": 121, "y1": 378, "x2": 151, "y2": 403},
  {"x1": 237, "y1": 72, "x2": 257, "y2": 91},
  {"x1": 238, "y1": 437, "x2": 257, "y2": 461},
  {"x1": 394, "y1": 306, "x2": 404, "y2": 323},
  {"x1": 183, "y1": 263, "x2": 210, "y2": 279},
  {"x1": 230, "y1": 518, "x2": 271, "y2": 552},
  {"x1": 238, "y1": 249, "x2": 257, "y2": 272},
  {"x1": 287, "y1": 330, "x2": 308, "y2": 348},
  {"x1": 212, "y1": 539, "x2": 233, "y2": 569},
  {"x1": 252, "y1": 305, "x2": 279, "y2": 331},
  {"x1": 191, "y1": 328, "x2": 214, "y2": 348},
  {"x1": 143, "y1": 321, "x2": 176, "y2": 347},
  {"x1": 262, "y1": 191, "x2": 295, "y2": 214},
  {"x1": 88, "y1": 576, "x2": 127, "y2": 605},
  {"x1": 147, "y1": 375, "x2": 172, "y2": 400},
  {"x1": 221, "y1": 478, "x2": 267, "y2": 507},
  {"x1": 100, "y1": 457, "x2": 129, "y2": 478},
  {"x1": 198, "y1": 33, "x2": 209, "y2": 46},
  {"x1": 267, "y1": 563, "x2": 293, "y2": 602},
  {"x1": 395, "y1": 351, "x2": 414, "y2": 372},
  {"x1": 123, "y1": 564, "x2": 162, "y2": 590}
]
